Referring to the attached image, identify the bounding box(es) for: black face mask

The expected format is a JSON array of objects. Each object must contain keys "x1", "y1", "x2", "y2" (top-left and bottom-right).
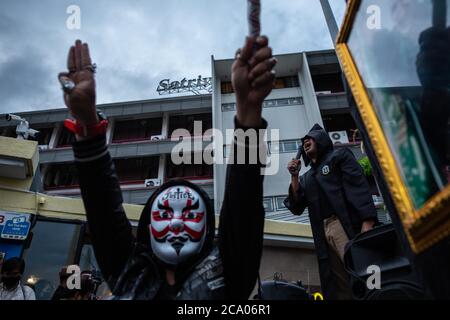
[{"x1": 1, "y1": 275, "x2": 21, "y2": 290}]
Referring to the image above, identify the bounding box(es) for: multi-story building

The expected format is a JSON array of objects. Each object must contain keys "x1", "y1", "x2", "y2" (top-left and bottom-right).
[
  {"x1": 213, "y1": 50, "x2": 386, "y2": 224},
  {"x1": 0, "y1": 95, "x2": 214, "y2": 204},
  {"x1": 0, "y1": 49, "x2": 389, "y2": 298}
]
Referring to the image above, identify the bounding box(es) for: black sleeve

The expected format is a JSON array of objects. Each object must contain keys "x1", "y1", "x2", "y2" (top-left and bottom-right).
[
  {"x1": 284, "y1": 176, "x2": 308, "y2": 215},
  {"x1": 338, "y1": 148, "x2": 378, "y2": 221},
  {"x1": 218, "y1": 117, "x2": 267, "y2": 300},
  {"x1": 51, "y1": 286, "x2": 65, "y2": 301},
  {"x1": 73, "y1": 134, "x2": 133, "y2": 282}
]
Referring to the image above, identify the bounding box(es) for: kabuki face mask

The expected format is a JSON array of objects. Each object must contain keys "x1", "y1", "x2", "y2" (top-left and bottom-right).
[{"x1": 149, "y1": 186, "x2": 207, "y2": 266}]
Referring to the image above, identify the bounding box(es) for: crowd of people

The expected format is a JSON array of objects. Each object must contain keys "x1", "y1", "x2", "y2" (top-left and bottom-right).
[{"x1": 0, "y1": 258, "x2": 101, "y2": 300}]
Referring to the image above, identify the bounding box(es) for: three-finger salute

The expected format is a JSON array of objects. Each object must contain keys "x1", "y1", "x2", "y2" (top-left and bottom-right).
[{"x1": 58, "y1": 39, "x2": 98, "y2": 127}]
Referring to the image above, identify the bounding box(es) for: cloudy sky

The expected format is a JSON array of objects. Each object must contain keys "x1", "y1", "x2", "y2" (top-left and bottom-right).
[{"x1": 0, "y1": 0, "x2": 346, "y2": 114}]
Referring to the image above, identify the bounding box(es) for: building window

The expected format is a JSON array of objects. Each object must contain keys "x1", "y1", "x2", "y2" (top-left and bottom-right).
[
  {"x1": 114, "y1": 156, "x2": 159, "y2": 183},
  {"x1": 275, "y1": 196, "x2": 287, "y2": 211},
  {"x1": 56, "y1": 126, "x2": 76, "y2": 148},
  {"x1": 276, "y1": 99, "x2": 290, "y2": 107},
  {"x1": 264, "y1": 100, "x2": 277, "y2": 108},
  {"x1": 221, "y1": 82, "x2": 234, "y2": 94},
  {"x1": 274, "y1": 76, "x2": 300, "y2": 89},
  {"x1": 30, "y1": 127, "x2": 54, "y2": 146},
  {"x1": 282, "y1": 141, "x2": 299, "y2": 153},
  {"x1": 289, "y1": 97, "x2": 303, "y2": 105},
  {"x1": 222, "y1": 76, "x2": 299, "y2": 95},
  {"x1": 169, "y1": 113, "x2": 212, "y2": 137},
  {"x1": 221, "y1": 97, "x2": 303, "y2": 112},
  {"x1": 262, "y1": 97, "x2": 304, "y2": 108},
  {"x1": 321, "y1": 113, "x2": 359, "y2": 142},
  {"x1": 312, "y1": 73, "x2": 345, "y2": 93},
  {"x1": 269, "y1": 140, "x2": 301, "y2": 154},
  {"x1": 270, "y1": 143, "x2": 280, "y2": 153},
  {"x1": 43, "y1": 163, "x2": 79, "y2": 189},
  {"x1": 22, "y1": 218, "x2": 83, "y2": 300},
  {"x1": 112, "y1": 117, "x2": 163, "y2": 143},
  {"x1": 0, "y1": 127, "x2": 16, "y2": 138},
  {"x1": 263, "y1": 198, "x2": 274, "y2": 212},
  {"x1": 223, "y1": 145, "x2": 231, "y2": 159},
  {"x1": 166, "y1": 155, "x2": 213, "y2": 179},
  {"x1": 222, "y1": 103, "x2": 235, "y2": 112}
]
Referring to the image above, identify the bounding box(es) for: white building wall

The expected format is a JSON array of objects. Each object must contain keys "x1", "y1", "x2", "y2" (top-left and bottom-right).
[
  {"x1": 106, "y1": 118, "x2": 115, "y2": 144},
  {"x1": 48, "y1": 123, "x2": 61, "y2": 149},
  {"x1": 212, "y1": 53, "x2": 324, "y2": 214},
  {"x1": 299, "y1": 52, "x2": 324, "y2": 128}
]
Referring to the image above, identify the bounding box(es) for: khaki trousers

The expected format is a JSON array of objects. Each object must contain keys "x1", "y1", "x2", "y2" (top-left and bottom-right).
[{"x1": 323, "y1": 215, "x2": 353, "y2": 300}]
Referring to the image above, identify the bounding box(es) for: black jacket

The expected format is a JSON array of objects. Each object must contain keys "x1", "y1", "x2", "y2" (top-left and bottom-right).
[
  {"x1": 72, "y1": 118, "x2": 267, "y2": 300},
  {"x1": 284, "y1": 124, "x2": 377, "y2": 299}
]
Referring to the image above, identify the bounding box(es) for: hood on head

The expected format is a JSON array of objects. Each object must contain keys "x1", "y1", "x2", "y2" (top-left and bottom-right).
[
  {"x1": 300, "y1": 123, "x2": 333, "y2": 167},
  {"x1": 136, "y1": 179, "x2": 215, "y2": 270}
]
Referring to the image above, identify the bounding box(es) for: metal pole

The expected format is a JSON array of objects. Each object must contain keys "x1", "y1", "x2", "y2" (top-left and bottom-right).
[
  {"x1": 319, "y1": 0, "x2": 340, "y2": 47},
  {"x1": 432, "y1": 0, "x2": 447, "y2": 29}
]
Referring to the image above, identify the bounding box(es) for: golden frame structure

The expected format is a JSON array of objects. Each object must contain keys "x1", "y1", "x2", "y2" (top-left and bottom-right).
[{"x1": 336, "y1": 0, "x2": 450, "y2": 253}]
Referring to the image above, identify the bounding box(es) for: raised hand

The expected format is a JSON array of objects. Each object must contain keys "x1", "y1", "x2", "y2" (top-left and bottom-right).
[
  {"x1": 58, "y1": 40, "x2": 98, "y2": 126},
  {"x1": 416, "y1": 27, "x2": 450, "y2": 89},
  {"x1": 232, "y1": 36, "x2": 277, "y2": 127},
  {"x1": 287, "y1": 159, "x2": 301, "y2": 177}
]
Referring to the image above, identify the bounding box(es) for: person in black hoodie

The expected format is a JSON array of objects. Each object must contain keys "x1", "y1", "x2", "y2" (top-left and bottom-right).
[
  {"x1": 284, "y1": 124, "x2": 378, "y2": 300},
  {"x1": 56, "y1": 35, "x2": 277, "y2": 300}
]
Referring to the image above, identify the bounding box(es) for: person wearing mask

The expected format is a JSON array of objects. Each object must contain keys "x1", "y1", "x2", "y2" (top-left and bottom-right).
[
  {"x1": 284, "y1": 124, "x2": 378, "y2": 299},
  {"x1": 0, "y1": 257, "x2": 36, "y2": 300},
  {"x1": 56, "y1": 34, "x2": 276, "y2": 299}
]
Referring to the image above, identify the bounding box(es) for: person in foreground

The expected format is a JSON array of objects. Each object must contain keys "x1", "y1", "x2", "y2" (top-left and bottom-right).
[{"x1": 57, "y1": 35, "x2": 277, "y2": 299}]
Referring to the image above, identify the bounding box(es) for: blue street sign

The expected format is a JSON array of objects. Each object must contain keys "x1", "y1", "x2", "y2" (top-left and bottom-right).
[{"x1": 0, "y1": 212, "x2": 31, "y2": 241}]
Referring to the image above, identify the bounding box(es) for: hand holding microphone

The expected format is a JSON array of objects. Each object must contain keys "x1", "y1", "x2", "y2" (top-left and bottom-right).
[{"x1": 288, "y1": 158, "x2": 301, "y2": 177}]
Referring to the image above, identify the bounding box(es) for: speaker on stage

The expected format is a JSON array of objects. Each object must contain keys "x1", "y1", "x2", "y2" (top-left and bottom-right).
[{"x1": 344, "y1": 224, "x2": 427, "y2": 300}]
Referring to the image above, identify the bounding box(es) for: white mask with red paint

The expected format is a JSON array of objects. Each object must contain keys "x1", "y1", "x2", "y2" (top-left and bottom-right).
[{"x1": 149, "y1": 186, "x2": 207, "y2": 266}]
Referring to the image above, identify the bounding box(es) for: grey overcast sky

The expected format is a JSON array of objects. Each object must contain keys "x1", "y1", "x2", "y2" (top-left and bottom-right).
[{"x1": 0, "y1": 0, "x2": 346, "y2": 114}]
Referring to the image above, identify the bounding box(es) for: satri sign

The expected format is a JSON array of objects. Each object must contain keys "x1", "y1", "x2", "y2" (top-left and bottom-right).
[
  {"x1": 0, "y1": 212, "x2": 31, "y2": 241},
  {"x1": 157, "y1": 75, "x2": 212, "y2": 96}
]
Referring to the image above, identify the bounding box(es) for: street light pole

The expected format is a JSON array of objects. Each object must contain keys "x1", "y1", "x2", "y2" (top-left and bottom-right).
[{"x1": 319, "y1": 0, "x2": 339, "y2": 47}]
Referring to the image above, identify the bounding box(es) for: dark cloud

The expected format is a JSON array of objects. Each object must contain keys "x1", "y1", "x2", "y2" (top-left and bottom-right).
[
  {"x1": 0, "y1": 0, "x2": 346, "y2": 114},
  {"x1": 0, "y1": 43, "x2": 61, "y2": 112}
]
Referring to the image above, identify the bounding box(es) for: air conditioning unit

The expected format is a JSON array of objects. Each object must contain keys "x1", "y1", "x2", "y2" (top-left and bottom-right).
[
  {"x1": 316, "y1": 91, "x2": 332, "y2": 95},
  {"x1": 150, "y1": 135, "x2": 166, "y2": 141},
  {"x1": 329, "y1": 131, "x2": 349, "y2": 145},
  {"x1": 145, "y1": 179, "x2": 161, "y2": 188}
]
